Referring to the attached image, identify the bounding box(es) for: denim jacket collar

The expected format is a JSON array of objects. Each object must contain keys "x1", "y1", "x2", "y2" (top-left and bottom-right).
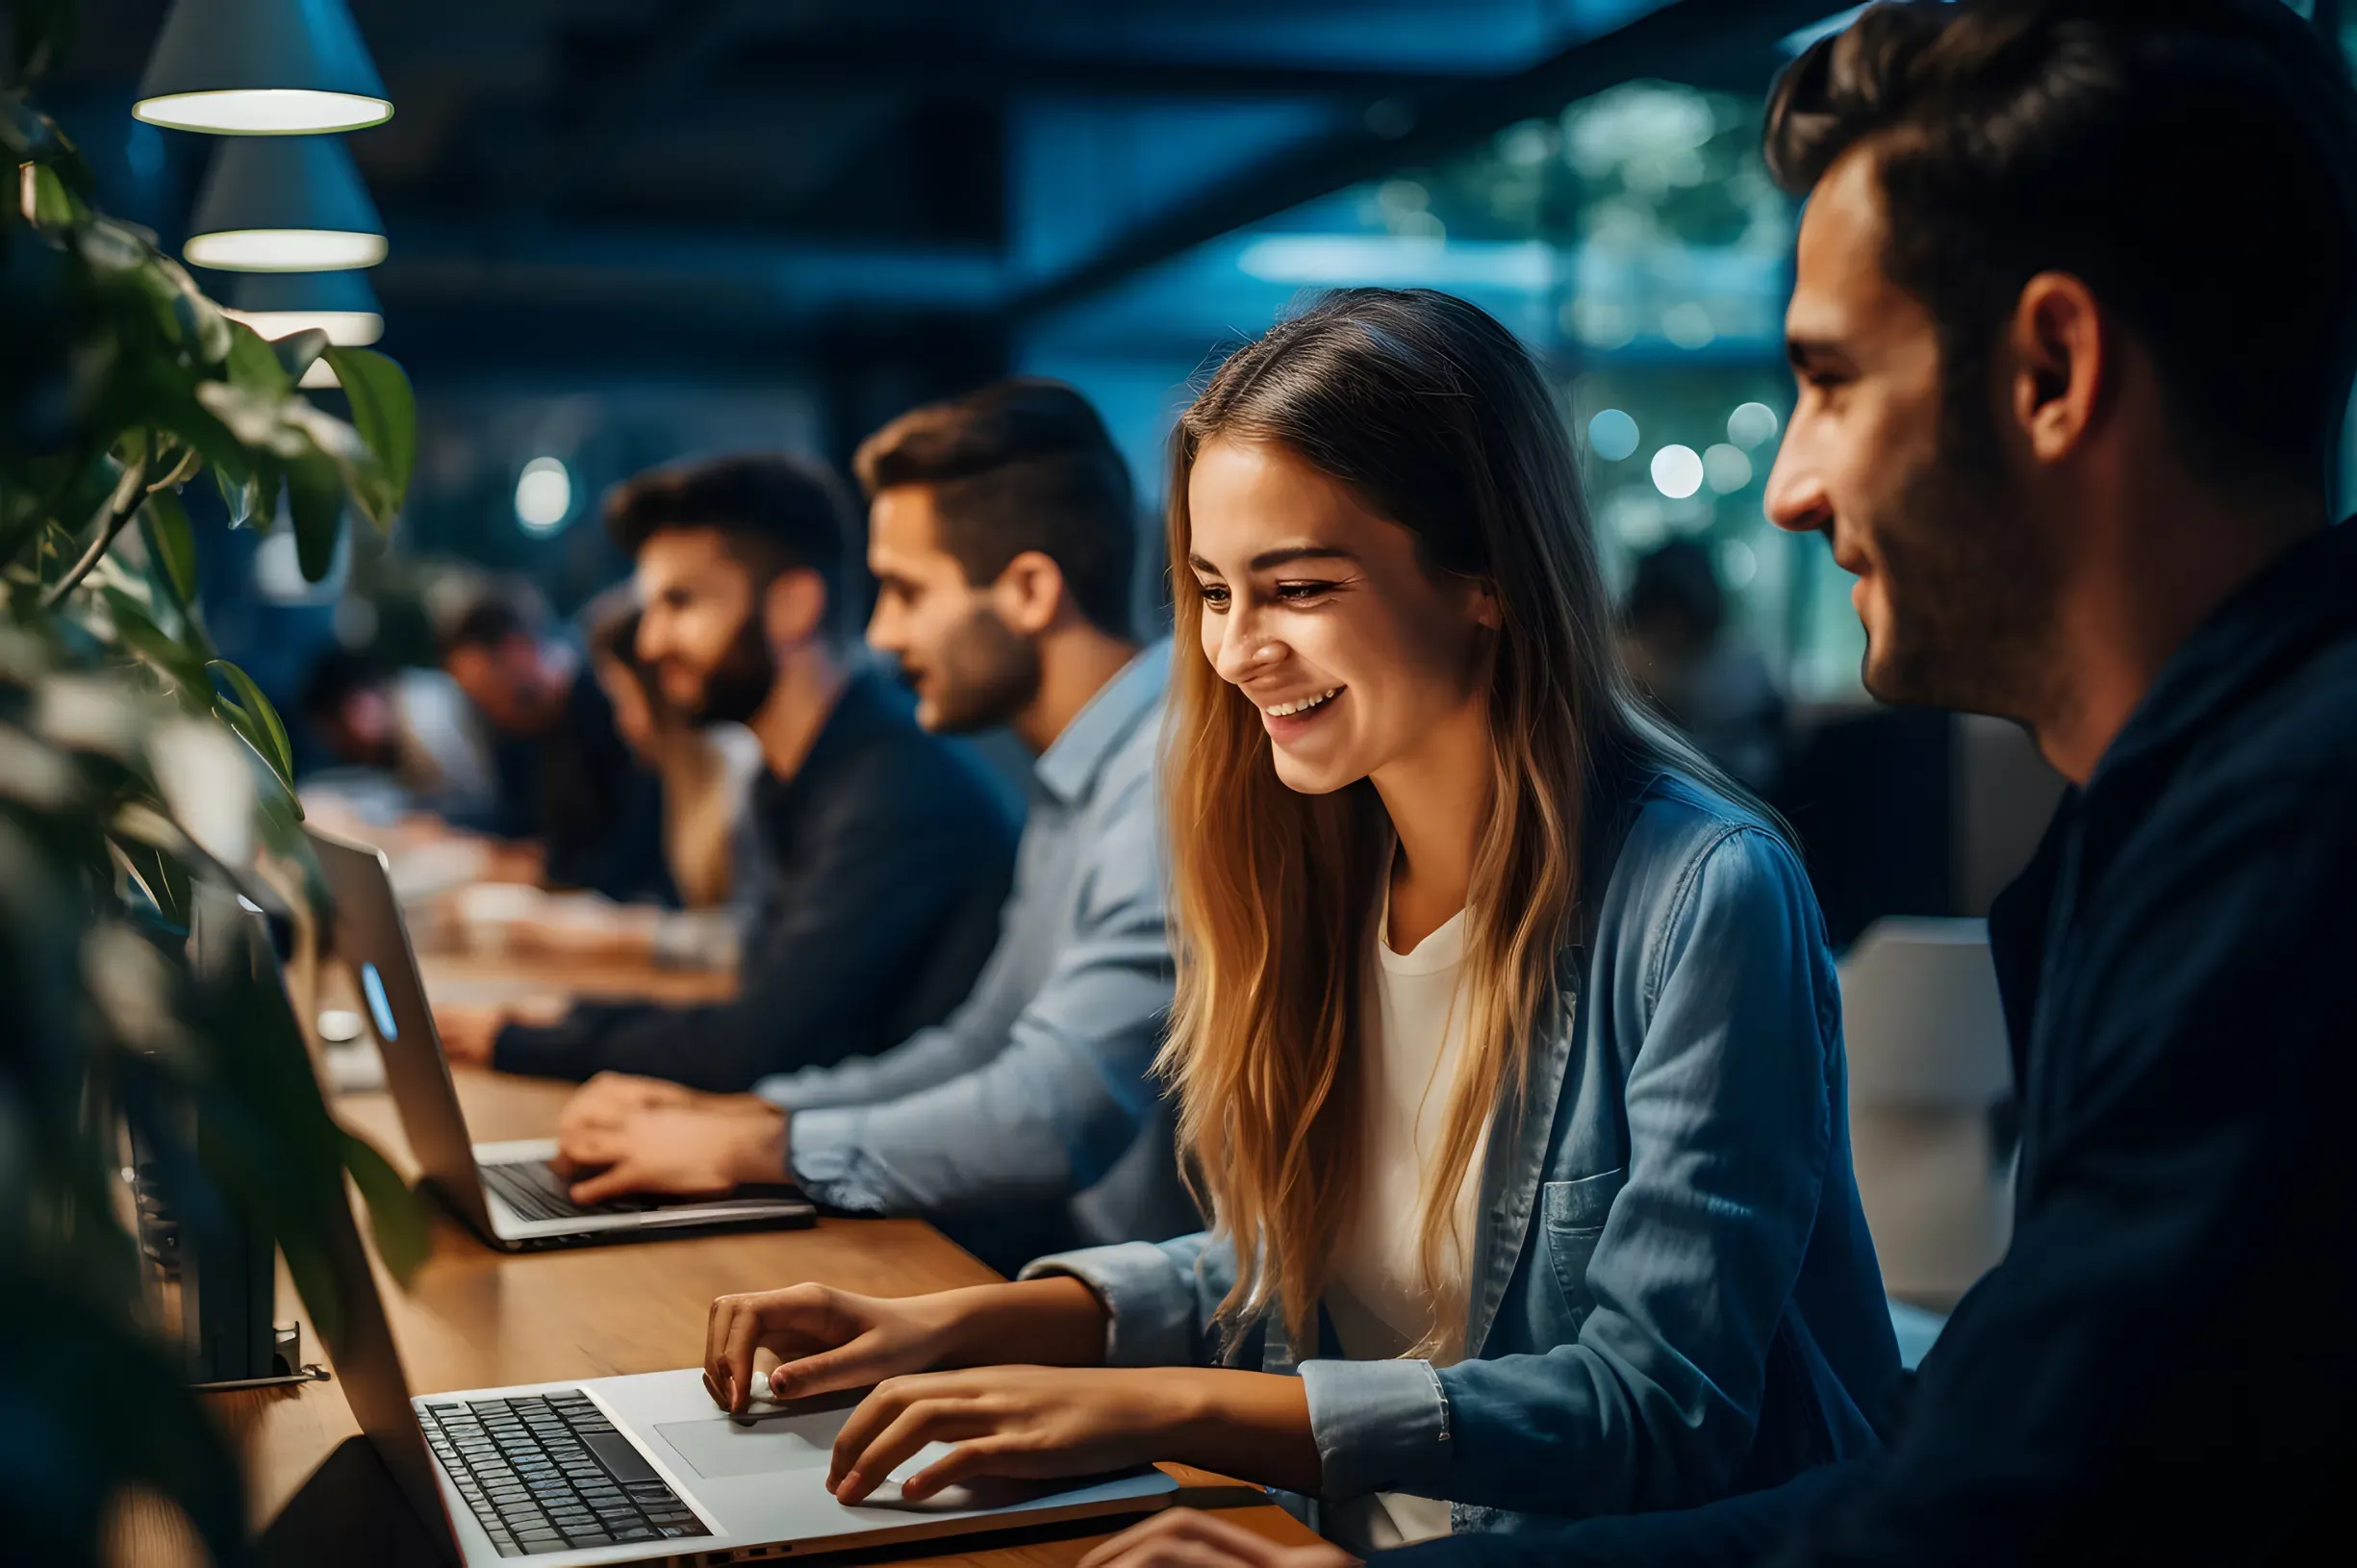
[{"x1": 1462, "y1": 754, "x2": 1645, "y2": 1354}]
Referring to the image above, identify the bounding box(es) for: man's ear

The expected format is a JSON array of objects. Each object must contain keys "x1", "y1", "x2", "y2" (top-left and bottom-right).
[
  {"x1": 989, "y1": 549, "x2": 1069, "y2": 637},
  {"x1": 761, "y1": 568, "x2": 830, "y2": 648},
  {"x1": 2010, "y1": 271, "x2": 2110, "y2": 467}
]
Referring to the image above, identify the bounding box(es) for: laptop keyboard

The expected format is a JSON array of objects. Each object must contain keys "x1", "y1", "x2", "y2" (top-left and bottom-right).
[
  {"x1": 418, "y1": 1392, "x2": 712, "y2": 1556},
  {"x1": 479, "y1": 1159, "x2": 654, "y2": 1223}
]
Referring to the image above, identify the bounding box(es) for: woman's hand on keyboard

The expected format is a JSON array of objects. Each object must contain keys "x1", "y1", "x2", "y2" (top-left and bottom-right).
[
  {"x1": 704, "y1": 1284, "x2": 960, "y2": 1416},
  {"x1": 703, "y1": 1277, "x2": 1111, "y2": 1418},
  {"x1": 824, "y1": 1365, "x2": 1320, "y2": 1504}
]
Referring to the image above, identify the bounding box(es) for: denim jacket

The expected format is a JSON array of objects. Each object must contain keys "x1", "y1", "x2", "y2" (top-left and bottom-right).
[{"x1": 1026, "y1": 768, "x2": 1899, "y2": 1532}]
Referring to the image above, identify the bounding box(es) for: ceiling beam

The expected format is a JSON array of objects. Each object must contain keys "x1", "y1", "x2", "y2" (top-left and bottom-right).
[
  {"x1": 1007, "y1": 0, "x2": 1837, "y2": 323},
  {"x1": 534, "y1": 0, "x2": 765, "y2": 210},
  {"x1": 706, "y1": 41, "x2": 1502, "y2": 100},
  {"x1": 373, "y1": 216, "x2": 1006, "y2": 315}
]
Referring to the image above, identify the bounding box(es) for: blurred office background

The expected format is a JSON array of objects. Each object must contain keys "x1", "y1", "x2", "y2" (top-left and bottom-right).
[{"x1": 44, "y1": 0, "x2": 2357, "y2": 1318}]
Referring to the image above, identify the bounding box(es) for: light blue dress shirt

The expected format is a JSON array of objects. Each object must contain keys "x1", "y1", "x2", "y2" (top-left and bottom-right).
[{"x1": 753, "y1": 643, "x2": 1195, "y2": 1249}]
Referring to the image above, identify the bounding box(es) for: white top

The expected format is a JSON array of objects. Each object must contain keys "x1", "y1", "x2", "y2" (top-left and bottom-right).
[{"x1": 1325, "y1": 888, "x2": 1483, "y2": 1552}]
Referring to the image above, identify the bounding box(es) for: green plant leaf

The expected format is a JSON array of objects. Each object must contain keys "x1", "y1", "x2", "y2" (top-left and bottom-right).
[
  {"x1": 212, "y1": 695, "x2": 267, "y2": 775},
  {"x1": 110, "y1": 366, "x2": 251, "y2": 489},
  {"x1": 320, "y1": 346, "x2": 418, "y2": 520},
  {"x1": 212, "y1": 445, "x2": 282, "y2": 530},
  {"x1": 168, "y1": 289, "x2": 237, "y2": 369},
  {"x1": 108, "y1": 834, "x2": 193, "y2": 925},
  {"x1": 207, "y1": 659, "x2": 293, "y2": 785},
  {"x1": 222, "y1": 319, "x2": 294, "y2": 400},
  {"x1": 212, "y1": 696, "x2": 291, "y2": 797},
  {"x1": 139, "y1": 490, "x2": 198, "y2": 605},
  {"x1": 284, "y1": 447, "x2": 344, "y2": 581},
  {"x1": 23, "y1": 161, "x2": 79, "y2": 225},
  {"x1": 342, "y1": 1131, "x2": 432, "y2": 1283},
  {"x1": 212, "y1": 463, "x2": 255, "y2": 527},
  {"x1": 101, "y1": 586, "x2": 210, "y2": 698},
  {"x1": 268, "y1": 326, "x2": 331, "y2": 381}
]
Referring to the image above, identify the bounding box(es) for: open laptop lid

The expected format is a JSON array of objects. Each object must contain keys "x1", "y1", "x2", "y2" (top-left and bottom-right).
[
  {"x1": 191, "y1": 883, "x2": 461, "y2": 1564},
  {"x1": 307, "y1": 829, "x2": 501, "y2": 1237}
]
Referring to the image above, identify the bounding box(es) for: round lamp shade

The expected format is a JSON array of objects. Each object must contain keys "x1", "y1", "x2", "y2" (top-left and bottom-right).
[
  {"x1": 186, "y1": 136, "x2": 386, "y2": 272},
  {"x1": 136, "y1": 0, "x2": 392, "y2": 135},
  {"x1": 219, "y1": 268, "x2": 384, "y2": 346}
]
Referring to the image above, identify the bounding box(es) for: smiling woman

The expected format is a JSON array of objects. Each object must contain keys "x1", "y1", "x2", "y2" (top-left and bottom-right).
[
  {"x1": 697, "y1": 288, "x2": 1900, "y2": 1551},
  {"x1": 1184, "y1": 442, "x2": 1496, "y2": 811}
]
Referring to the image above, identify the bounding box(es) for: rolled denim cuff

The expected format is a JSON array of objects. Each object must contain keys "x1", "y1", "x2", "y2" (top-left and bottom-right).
[
  {"x1": 1299, "y1": 1356, "x2": 1453, "y2": 1503},
  {"x1": 783, "y1": 1107, "x2": 886, "y2": 1215},
  {"x1": 1019, "y1": 1242, "x2": 1198, "y2": 1367}
]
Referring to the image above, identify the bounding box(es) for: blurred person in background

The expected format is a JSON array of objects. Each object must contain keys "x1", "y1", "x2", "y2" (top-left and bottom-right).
[
  {"x1": 1620, "y1": 541, "x2": 1787, "y2": 795},
  {"x1": 447, "y1": 596, "x2": 770, "y2": 971},
  {"x1": 435, "y1": 453, "x2": 1018, "y2": 1094},
  {"x1": 297, "y1": 646, "x2": 501, "y2": 822},
  {"x1": 584, "y1": 597, "x2": 766, "y2": 923},
  {"x1": 440, "y1": 596, "x2": 672, "y2": 902},
  {"x1": 546, "y1": 380, "x2": 1195, "y2": 1272}
]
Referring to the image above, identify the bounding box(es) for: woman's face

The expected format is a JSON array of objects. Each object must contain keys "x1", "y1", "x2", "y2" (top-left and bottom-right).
[{"x1": 1186, "y1": 438, "x2": 1496, "y2": 797}]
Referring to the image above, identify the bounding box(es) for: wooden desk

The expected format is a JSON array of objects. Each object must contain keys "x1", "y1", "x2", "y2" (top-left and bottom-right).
[
  {"x1": 155, "y1": 1068, "x2": 1310, "y2": 1566},
  {"x1": 413, "y1": 950, "x2": 741, "y2": 1009}
]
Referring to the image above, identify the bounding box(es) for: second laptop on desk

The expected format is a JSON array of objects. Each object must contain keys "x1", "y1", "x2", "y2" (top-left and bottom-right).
[{"x1": 311, "y1": 827, "x2": 814, "y2": 1250}]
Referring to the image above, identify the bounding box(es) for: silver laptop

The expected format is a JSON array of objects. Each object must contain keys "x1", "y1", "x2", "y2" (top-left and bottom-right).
[
  {"x1": 310, "y1": 828, "x2": 814, "y2": 1250},
  {"x1": 228, "y1": 879, "x2": 1177, "y2": 1565},
  {"x1": 408, "y1": 1374, "x2": 1176, "y2": 1565}
]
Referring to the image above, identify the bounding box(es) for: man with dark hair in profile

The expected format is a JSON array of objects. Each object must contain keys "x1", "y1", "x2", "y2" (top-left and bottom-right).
[
  {"x1": 435, "y1": 453, "x2": 1019, "y2": 1094},
  {"x1": 548, "y1": 380, "x2": 1198, "y2": 1268},
  {"x1": 1083, "y1": 4, "x2": 2357, "y2": 1567},
  {"x1": 441, "y1": 596, "x2": 672, "y2": 902}
]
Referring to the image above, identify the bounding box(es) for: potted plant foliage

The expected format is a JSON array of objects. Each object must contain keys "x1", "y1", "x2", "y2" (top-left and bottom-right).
[{"x1": 4, "y1": 10, "x2": 429, "y2": 1563}]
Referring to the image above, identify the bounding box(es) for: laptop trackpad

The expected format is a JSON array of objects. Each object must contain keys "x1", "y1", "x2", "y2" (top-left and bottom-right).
[
  {"x1": 655, "y1": 1412, "x2": 842, "y2": 1479},
  {"x1": 652, "y1": 1416, "x2": 1001, "y2": 1506}
]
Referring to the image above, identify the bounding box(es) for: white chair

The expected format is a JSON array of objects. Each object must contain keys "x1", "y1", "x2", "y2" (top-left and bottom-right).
[{"x1": 1840, "y1": 918, "x2": 2015, "y2": 1308}]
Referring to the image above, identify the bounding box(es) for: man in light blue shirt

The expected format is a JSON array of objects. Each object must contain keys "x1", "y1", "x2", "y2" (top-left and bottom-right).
[{"x1": 550, "y1": 381, "x2": 1195, "y2": 1261}]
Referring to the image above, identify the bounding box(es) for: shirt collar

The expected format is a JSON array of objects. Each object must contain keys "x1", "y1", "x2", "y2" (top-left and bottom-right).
[
  {"x1": 2087, "y1": 519, "x2": 2357, "y2": 796},
  {"x1": 1033, "y1": 641, "x2": 1170, "y2": 807},
  {"x1": 754, "y1": 666, "x2": 896, "y2": 817}
]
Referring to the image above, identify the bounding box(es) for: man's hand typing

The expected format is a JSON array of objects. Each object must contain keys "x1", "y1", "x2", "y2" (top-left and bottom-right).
[{"x1": 556, "y1": 1095, "x2": 788, "y2": 1204}]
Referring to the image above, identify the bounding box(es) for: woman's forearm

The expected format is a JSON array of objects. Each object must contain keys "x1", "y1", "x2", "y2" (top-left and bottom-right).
[
  {"x1": 1160, "y1": 1369, "x2": 1323, "y2": 1495},
  {"x1": 940, "y1": 1277, "x2": 1113, "y2": 1369}
]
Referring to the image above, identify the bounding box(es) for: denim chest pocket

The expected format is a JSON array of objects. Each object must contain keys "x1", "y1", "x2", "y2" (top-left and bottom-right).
[{"x1": 1538, "y1": 1166, "x2": 1629, "y2": 1326}]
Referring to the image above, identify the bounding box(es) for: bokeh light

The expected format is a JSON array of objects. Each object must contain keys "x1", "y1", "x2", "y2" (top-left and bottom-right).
[
  {"x1": 1651, "y1": 444, "x2": 1704, "y2": 499},
  {"x1": 1588, "y1": 408, "x2": 1640, "y2": 462},
  {"x1": 1728, "y1": 401, "x2": 1781, "y2": 449}
]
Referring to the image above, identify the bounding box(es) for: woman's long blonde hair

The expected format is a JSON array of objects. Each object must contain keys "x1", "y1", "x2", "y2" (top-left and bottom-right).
[{"x1": 1161, "y1": 289, "x2": 1736, "y2": 1353}]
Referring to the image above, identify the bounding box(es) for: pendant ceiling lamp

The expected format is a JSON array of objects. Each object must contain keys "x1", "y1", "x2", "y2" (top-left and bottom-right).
[
  {"x1": 136, "y1": 0, "x2": 392, "y2": 135},
  {"x1": 218, "y1": 267, "x2": 384, "y2": 345},
  {"x1": 185, "y1": 135, "x2": 386, "y2": 271}
]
